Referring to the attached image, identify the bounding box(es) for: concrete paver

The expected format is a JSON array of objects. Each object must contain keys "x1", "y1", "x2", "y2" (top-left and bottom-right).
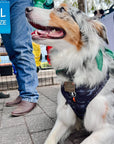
[
  {"x1": 31, "y1": 130, "x2": 50, "y2": 144},
  {"x1": 25, "y1": 113, "x2": 54, "y2": 133},
  {"x1": 0, "y1": 125, "x2": 32, "y2": 144},
  {"x1": 0, "y1": 114, "x2": 25, "y2": 129},
  {"x1": 0, "y1": 99, "x2": 4, "y2": 111},
  {"x1": 0, "y1": 85, "x2": 88, "y2": 144}
]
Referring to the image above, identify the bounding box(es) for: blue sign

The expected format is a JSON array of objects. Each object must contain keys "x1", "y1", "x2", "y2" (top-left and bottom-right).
[{"x1": 0, "y1": 1, "x2": 10, "y2": 34}]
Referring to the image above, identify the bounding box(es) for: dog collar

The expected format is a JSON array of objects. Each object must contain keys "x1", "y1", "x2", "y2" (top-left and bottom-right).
[{"x1": 61, "y1": 72, "x2": 109, "y2": 119}]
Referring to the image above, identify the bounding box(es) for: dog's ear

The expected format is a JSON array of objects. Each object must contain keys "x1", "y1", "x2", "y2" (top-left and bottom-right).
[{"x1": 91, "y1": 20, "x2": 109, "y2": 44}]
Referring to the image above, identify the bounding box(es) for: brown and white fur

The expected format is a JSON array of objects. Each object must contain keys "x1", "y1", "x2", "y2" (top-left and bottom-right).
[{"x1": 26, "y1": 3, "x2": 114, "y2": 144}]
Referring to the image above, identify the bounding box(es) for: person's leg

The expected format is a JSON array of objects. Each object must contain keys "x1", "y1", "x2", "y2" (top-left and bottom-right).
[{"x1": 2, "y1": 0, "x2": 39, "y2": 115}]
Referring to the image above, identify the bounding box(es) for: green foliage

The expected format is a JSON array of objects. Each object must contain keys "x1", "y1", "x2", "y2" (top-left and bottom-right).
[
  {"x1": 91, "y1": 5, "x2": 95, "y2": 11},
  {"x1": 63, "y1": 0, "x2": 68, "y2": 3},
  {"x1": 105, "y1": 0, "x2": 111, "y2": 4},
  {"x1": 73, "y1": 1, "x2": 78, "y2": 8},
  {"x1": 41, "y1": 62, "x2": 52, "y2": 69},
  {"x1": 60, "y1": 0, "x2": 113, "y2": 14}
]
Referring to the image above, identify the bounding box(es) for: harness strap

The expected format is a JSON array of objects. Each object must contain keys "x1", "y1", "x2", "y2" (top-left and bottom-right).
[{"x1": 61, "y1": 72, "x2": 109, "y2": 119}]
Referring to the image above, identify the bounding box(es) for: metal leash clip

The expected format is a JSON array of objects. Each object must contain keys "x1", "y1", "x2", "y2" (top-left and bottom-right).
[{"x1": 70, "y1": 92, "x2": 76, "y2": 102}]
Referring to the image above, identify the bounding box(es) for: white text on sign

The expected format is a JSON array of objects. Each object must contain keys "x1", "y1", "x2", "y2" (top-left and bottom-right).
[{"x1": 0, "y1": 8, "x2": 6, "y2": 17}]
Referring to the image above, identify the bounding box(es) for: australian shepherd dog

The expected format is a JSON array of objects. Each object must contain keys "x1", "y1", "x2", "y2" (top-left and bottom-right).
[{"x1": 26, "y1": 3, "x2": 114, "y2": 144}]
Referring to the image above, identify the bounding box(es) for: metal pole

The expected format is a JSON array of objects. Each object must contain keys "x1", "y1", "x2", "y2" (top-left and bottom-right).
[{"x1": 84, "y1": 0, "x2": 87, "y2": 14}]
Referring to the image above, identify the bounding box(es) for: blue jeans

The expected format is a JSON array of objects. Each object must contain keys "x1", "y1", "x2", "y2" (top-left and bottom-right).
[{"x1": 2, "y1": 0, "x2": 39, "y2": 103}]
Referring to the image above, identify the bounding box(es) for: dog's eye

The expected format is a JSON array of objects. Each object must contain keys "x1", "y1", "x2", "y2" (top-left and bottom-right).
[{"x1": 59, "y1": 7, "x2": 65, "y2": 13}]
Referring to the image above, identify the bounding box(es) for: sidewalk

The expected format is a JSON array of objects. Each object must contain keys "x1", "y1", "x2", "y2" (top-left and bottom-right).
[{"x1": 0, "y1": 85, "x2": 89, "y2": 144}]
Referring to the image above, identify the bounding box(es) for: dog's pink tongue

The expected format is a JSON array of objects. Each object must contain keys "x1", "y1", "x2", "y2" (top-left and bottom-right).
[
  {"x1": 48, "y1": 30, "x2": 64, "y2": 37},
  {"x1": 31, "y1": 29, "x2": 64, "y2": 38},
  {"x1": 31, "y1": 30, "x2": 48, "y2": 38}
]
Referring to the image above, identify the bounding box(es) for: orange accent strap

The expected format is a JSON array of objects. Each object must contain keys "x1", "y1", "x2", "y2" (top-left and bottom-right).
[{"x1": 73, "y1": 97, "x2": 76, "y2": 102}]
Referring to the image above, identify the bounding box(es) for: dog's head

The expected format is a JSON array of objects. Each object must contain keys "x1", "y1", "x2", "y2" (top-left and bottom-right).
[
  {"x1": 26, "y1": 3, "x2": 108, "y2": 53},
  {"x1": 26, "y1": 4, "x2": 111, "y2": 86}
]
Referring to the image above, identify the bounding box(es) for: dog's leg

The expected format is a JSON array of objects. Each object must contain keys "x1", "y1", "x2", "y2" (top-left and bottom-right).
[
  {"x1": 81, "y1": 96, "x2": 114, "y2": 144},
  {"x1": 44, "y1": 90, "x2": 76, "y2": 144},
  {"x1": 44, "y1": 118, "x2": 70, "y2": 144}
]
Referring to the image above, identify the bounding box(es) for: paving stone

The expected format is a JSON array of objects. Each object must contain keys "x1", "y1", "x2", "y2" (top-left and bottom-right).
[
  {"x1": 4, "y1": 90, "x2": 19, "y2": 103},
  {"x1": 25, "y1": 105, "x2": 44, "y2": 116},
  {"x1": 0, "y1": 111, "x2": 2, "y2": 126},
  {"x1": 2, "y1": 106, "x2": 16, "y2": 115},
  {"x1": 0, "y1": 125, "x2": 32, "y2": 144},
  {"x1": 25, "y1": 113, "x2": 54, "y2": 133},
  {"x1": 31, "y1": 130, "x2": 50, "y2": 144},
  {"x1": 0, "y1": 114, "x2": 25, "y2": 129},
  {"x1": 31, "y1": 130, "x2": 73, "y2": 144},
  {"x1": 42, "y1": 105, "x2": 57, "y2": 119},
  {"x1": 0, "y1": 101, "x2": 4, "y2": 111},
  {"x1": 0, "y1": 99, "x2": 4, "y2": 111},
  {"x1": 0, "y1": 99, "x2": 4, "y2": 103},
  {"x1": 38, "y1": 94, "x2": 56, "y2": 108},
  {"x1": 37, "y1": 85, "x2": 59, "y2": 103},
  {"x1": 6, "y1": 90, "x2": 19, "y2": 99}
]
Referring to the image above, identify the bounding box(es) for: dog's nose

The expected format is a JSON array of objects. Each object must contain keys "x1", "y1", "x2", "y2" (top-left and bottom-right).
[{"x1": 25, "y1": 7, "x2": 33, "y2": 13}]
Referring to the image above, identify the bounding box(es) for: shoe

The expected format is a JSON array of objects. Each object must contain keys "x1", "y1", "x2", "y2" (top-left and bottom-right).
[
  {"x1": 5, "y1": 96, "x2": 22, "y2": 107},
  {"x1": 11, "y1": 101, "x2": 36, "y2": 116},
  {"x1": 0, "y1": 92, "x2": 10, "y2": 98}
]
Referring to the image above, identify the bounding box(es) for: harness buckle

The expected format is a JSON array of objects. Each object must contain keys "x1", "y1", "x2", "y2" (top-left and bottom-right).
[{"x1": 70, "y1": 92, "x2": 76, "y2": 97}]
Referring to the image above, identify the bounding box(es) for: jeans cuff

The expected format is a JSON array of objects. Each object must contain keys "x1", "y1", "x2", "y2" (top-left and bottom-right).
[{"x1": 22, "y1": 98, "x2": 38, "y2": 103}]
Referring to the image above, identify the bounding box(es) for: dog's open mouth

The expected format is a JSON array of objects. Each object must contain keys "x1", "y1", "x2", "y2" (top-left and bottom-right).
[{"x1": 30, "y1": 21, "x2": 66, "y2": 40}]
